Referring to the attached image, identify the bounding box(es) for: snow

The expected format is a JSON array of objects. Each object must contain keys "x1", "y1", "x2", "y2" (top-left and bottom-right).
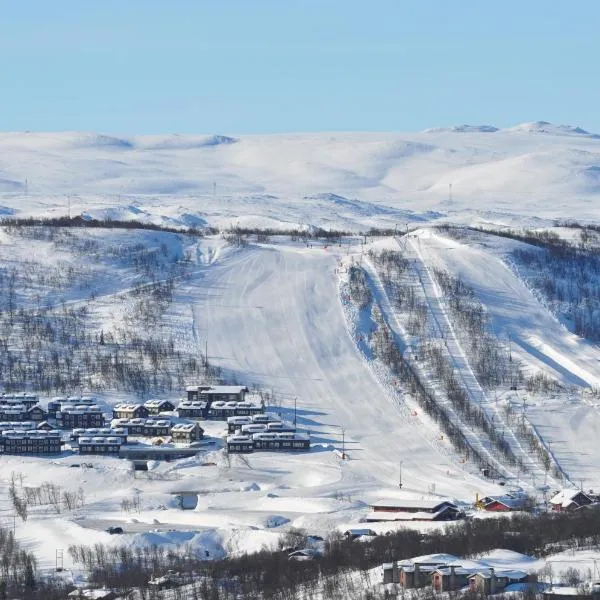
[
  {"x1": 2, "y1": 123, "x2": 600, "y2": 580},
  {"x1": 2, "y1": 123, "x2": 600, "y2": 232}
]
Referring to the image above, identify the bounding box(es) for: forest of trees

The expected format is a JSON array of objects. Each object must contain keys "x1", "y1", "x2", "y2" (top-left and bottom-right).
[
  {"x1": 58, "y1": 508, "x2": 600, "y2": 599},
  {"x1": 0, "y1": 224, "x2": 220, "y2": 396}
]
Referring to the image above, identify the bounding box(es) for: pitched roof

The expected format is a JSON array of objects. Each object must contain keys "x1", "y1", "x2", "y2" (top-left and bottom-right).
[
  {"x1": 549, "y1": 488, "x2": 591, "y2": 507},
  {"x1": 372, "y1": 497, "x2": 457, "y2": 510}
]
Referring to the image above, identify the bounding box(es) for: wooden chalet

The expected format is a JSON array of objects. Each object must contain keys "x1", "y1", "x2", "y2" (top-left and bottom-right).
[
  {"x1": 111, "y1": 418, "x2": 171, "y2": 437},
  {"x1": 468, "y1": 569, "x2": 533, "y2": 595},
  {"x1": 479, "y1": 494, "x2": 528, "y2": 512},
  {"x1": 208, "y1": 400, "x2": 262, "y2": 420},
  {"x1": 0, "y1": 430, "x2": 62, "y2": 455},
  {"x1": 200, "y1": 385, "x2": 249, "y2": 403},
  {"x1": 59, "y1": 405, "x2": 105, "y2": 429},
  {"x1": 385, "y1": 555, "x2": 459, "y2": 588},
  {"x1": 344, "y1": 528, "x2": 377, "y2": 541},
  {"x1": 226, "y1": 431, "x2": 309, "y2": 453},
  {"x1": 0, "y1": 394, "x2": 39, "y2": 409},
  {"x1": 0, "y1": 404, "x2": 47, "y2": 422},
  {"x1": 112, "y1": 404, "x2": 149, "y2": 420},
  {"x1": 143, "y1": 399, "x2": 176, "y2": 415},
  {"x1": 226, "y1": 434, "x2": 254, "y2": 453},
  {"x1": 227, "y1": 415, "x2": 252, "y2": 433},
  {"x1": 27, "y1": 405, "x2": 48, "y2": 422},
  {"x1": 550, "y1": 489, "x2": 593, "y2": 511},
  {"x1": 177, "y1": 400, "x2": 208, "y2": 419},
  {"x1": 368, "y1": 498, "x2": 461, "y2": 522},
  {"x1": 78, "y1": 436, "x2": 122, "y2": 454},
  {"x1": 170, "y1": 422, "x2": 204, "y2": 443}
]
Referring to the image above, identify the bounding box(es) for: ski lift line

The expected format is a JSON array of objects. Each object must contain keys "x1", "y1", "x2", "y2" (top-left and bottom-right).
[
  {"x1": 409, "y1": 238, "x2": 539, "y2": 474},
  {"x1": 362, "y1": 255, "x2": 512, "y2": 480},
  {"x1": 387, "y1": 239, "x2": 530, "y2": 479},
  {"x1": 404, "y1": 235, "x2": 562, "y2": 483}
]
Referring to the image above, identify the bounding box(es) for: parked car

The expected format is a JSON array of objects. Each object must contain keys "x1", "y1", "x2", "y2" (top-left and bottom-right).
[{"x1": 106, "y1": 526, "x2": 124, "y2": 535}]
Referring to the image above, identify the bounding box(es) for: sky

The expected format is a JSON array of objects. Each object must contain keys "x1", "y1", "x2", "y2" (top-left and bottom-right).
[{"x1": 1, "y1": 0, "x2": 600, "y2": 135}]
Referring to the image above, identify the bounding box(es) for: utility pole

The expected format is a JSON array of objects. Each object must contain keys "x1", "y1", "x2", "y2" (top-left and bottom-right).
[
  {"x1": 341, "y1": 427, "x2": 345, "y2": 459},
  {"x1": 55, "y1": 548, "x2": 64, "y2": 572},
  {"x1": 212, "y1": 181, "x2": 216, "y2": 201},
  {"x1": 449, "y1": 183, "x2": 452, "y2": 202},
  {"x1": 293, "y1": 397, "x2": 297, "y2": 428},
  {"x1": 24, "y1": 177, "x2": 28, "y2": 196},
  {"x1": 399, "y1": 460, "x2": 404, "y2": 488},
  {"x1": 67, "y1": 195, "x2": 71, "y2": 219}
]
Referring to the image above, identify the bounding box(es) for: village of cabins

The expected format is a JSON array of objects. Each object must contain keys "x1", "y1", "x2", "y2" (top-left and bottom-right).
[
  {"x1": 0, "y1": 384, "x2": 592, "y2": 521},
  {"x1": 0, "y1": 384, "x2": 308, "y2": 461}
]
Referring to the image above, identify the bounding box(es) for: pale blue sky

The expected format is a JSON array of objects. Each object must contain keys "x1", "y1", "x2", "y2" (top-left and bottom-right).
[{"x1": 1, "y1": 0, "x2": 599, "y2": 134}]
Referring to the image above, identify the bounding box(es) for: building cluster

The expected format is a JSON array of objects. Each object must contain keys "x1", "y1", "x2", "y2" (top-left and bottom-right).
[
  {"x1": 0, "y1": 391, "x2": 205, "y2": 457},
  {"x1": 382, "y1": 553, "x2": 536, "y2": 594},
  {"x1": 177, "y1": 385, "x2": 264, "y2": 420},
  {"x1": 0, "y1": 429, "x2": 61, "y2": 455},
  {"x1": 0, "y1": 393, "x2": 47, "y2": 422},
  {"x1": 225, "y1": 411, "x2": 309, "y2": 453},
  {"x1": 0, "y1": 383, "x2": 307, "y2": 458}
]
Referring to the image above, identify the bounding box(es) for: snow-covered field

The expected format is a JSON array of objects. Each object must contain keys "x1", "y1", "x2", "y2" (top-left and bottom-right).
[
  {"x1": 1, "y1": 124, "x2": 600, "y2": 579},
  {"x1": 2, "y1": 121, "x2": 600, "y2": 231}
]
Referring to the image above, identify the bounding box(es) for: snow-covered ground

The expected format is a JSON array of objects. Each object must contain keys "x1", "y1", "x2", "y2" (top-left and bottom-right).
[
  {"x1": 2, "y1": 122, "x2": 600, "y2": 231},
  {"x1": 1, "y1": 124, "x2": 600, "y2": 578}
]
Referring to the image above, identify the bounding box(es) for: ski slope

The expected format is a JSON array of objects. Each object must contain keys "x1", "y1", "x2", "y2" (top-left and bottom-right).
[
  {"x1": 180, "y1": 240, "x2": 492, "y2": 500},
  {"x1": 409, "y1": 228, "x2": 600, "y2": 488},
  {"x1": 3, "y1": 122, "x2": 600, "y2": 568}
]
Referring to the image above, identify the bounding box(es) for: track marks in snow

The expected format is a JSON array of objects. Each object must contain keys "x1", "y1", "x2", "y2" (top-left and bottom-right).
[{"x1": 192, "y1": 242, "x2": 490, "y2": 499}]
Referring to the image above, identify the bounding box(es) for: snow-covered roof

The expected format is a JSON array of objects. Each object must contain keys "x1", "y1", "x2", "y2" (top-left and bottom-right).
[
  {"x1": 227, "y1": 416, "x2": 252, "y2": 424},
  {"x1": 67, "y1": 589, "x2": 116, "y2": 600},
  {"x1": 178, "y1": 401, "x2": 207, "y2": 408},
  {"x1": 274, "y1": 432, "x2": 309, "y2": 440},
  {"x1": 372, "y1": 497, "x2": 457, "y2": 510},
  {"x1": 398, "y1": 553, "x2": 459, "y2": 567},
  {"x1": 367, "y1": 507, "x2": 456, "y2": 522},
  {"x1": 111, "y1": 418, "x2": 171, "y2": 427},
  {"x1": 3, "y1": 421, "x2": 35, "y2": 429},
  {"x1": 201, "y1": 385, "x2": 249, "y2": 394},
  {"x1": 468, "y1": 569, "x2": 529, "y2": 580},
  {"x1": 171, "y1": 423, "x2": 202, "y2": 432},
  {"x1": 227, "y1": 434, "x2": 253, "y2": 443},
  {"x1": 61, "y1": 405, "x2": 102, "y2": 413},
  {"x1": 483, "y1": 495, "x2": 527, "y2": 509},
  {"x1": 79, "y1": 436, "x2": 121, "y2": 445},
  {"x1": 1, "y1": 430, "x2": 61, "y2": 440},
  {"x1": 549, "y1": 488, "x2": 590, "y2": 507},
  {"x1": 241, "y1": 423, "x2": 268, "y2": 433},
  {"x1": 144, "y1": 399, "x2": 174, "y2": 407},
  {"x1": 252, "y1": 413, "x2": 278, "y2": 423}
]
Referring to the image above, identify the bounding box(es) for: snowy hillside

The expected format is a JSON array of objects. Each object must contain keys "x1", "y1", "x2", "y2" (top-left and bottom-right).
[
  {"x1": 2, "y1": 125, "x2": 600, "y2": 580},
  {"x1": 1, "y1": 122, "x2": 600, "y2": 231}
]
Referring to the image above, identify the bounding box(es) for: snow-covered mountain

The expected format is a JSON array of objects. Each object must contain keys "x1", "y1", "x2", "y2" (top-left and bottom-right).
[
  {"x1": 2, "y1": 123, "x2": 600, "y2": 571},
  {"x1": 1, "y1": 122, "x2": 600, "y2": 231}
]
